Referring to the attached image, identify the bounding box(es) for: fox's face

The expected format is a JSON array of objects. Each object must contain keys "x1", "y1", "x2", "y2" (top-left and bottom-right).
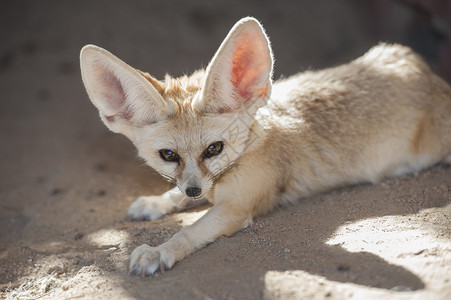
[
  {"x1": 80, "y1": 19, "x2": 273, "y2": 199},
  {"x1": 133, "y1": 106, "x2": 260, "y2": 199}
]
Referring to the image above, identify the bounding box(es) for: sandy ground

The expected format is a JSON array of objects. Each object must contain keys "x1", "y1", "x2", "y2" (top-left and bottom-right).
[{"x1": 1, "y1": 1, "x2": 450, "y2": 299}]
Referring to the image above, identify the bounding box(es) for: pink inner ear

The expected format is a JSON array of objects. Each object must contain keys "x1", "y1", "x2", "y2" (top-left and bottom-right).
[
  {"x1": 231, "y1": 33, "x2": 269, "y2": 102},
  {"x1": 93, "y1": 62, "x2": 128, "y2": 119}
]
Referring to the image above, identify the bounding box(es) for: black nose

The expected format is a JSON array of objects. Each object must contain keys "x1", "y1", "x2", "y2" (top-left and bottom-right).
[{"x1": 185, "y1": 186, "x2": 202, "y2": 198}]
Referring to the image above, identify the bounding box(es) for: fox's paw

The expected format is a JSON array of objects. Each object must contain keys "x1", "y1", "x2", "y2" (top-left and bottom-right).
[
  {"x1": 127, "y1": 196, "x2": 171, "y2": 221},
  {"x1": 129, "y1": 244, "x2": 175, "y2": 276}
]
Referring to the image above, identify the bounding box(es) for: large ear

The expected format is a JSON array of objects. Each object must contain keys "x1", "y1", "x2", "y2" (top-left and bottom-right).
[
  {"x1": 194, "y1": 17, "x2": 273, "y2": 114},
  {"x1": 80, "y1": 45, "x2": 171, "y2": 134}
]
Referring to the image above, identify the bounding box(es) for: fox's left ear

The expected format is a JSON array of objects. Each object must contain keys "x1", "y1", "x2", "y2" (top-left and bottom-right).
[{"x1": 195, "y1": 17, "x2": 273, "y2": 114}]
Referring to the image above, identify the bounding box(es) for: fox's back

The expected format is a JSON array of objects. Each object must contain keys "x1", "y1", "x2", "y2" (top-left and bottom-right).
[{"x1": 270, "y1": 43, "x2": 450, "y2": 128}]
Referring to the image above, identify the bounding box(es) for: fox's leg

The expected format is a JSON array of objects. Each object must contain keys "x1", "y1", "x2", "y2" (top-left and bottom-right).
[
  {"x1": 129, "y1": 201, "x2": 248, "y2": 275},
  {"x1": 127, "y1": 187, "x2": 198, "y2": 221}
]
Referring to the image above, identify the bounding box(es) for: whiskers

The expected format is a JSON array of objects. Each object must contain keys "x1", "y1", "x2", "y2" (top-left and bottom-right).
[
  {"x1": 159, "y1": 172, "x2": 177, "y2": 185},
  {"x1": 135, "y1": 159, "x2": 177, "y2": 185}
]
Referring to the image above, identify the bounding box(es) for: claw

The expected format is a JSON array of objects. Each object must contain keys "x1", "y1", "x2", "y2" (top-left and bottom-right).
[
  {"x1": 129, "y1": 244, "x2": 169, "y2": 277},
  {"x1": 130, "y1": 266, "x2": 139, "y2": 275}
]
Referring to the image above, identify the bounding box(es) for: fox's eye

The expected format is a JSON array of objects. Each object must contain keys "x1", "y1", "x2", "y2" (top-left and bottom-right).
[
  {"x1": 203, "y1": 141, "x2": 224, "y2": 158},
  {"x1": 159, "y1": 149, "x2": 180, "y2": 162}
]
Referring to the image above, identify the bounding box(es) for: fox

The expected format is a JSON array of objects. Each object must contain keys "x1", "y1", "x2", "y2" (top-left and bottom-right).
[{"x1": 80, "y1": 17, "x2": 451, "y2": 276}]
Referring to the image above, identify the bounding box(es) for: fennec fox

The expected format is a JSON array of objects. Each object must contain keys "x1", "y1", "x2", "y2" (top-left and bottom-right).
[{"x1": 80, "y1": 17, "x2": 451, "y2": 275}]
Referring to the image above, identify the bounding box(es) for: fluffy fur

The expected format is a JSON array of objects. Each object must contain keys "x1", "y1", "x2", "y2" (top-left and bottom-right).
[{"x1": 80, "y1": 17, "x2": 451, "y2": 276}]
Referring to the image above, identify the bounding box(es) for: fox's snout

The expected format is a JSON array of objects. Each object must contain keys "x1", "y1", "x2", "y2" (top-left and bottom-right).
[{"x1": 177, "y1": 169, "x2": 210, "y2": 199}]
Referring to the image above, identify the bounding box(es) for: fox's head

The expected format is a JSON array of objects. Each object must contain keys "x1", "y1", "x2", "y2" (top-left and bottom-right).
[{"x1": 80, "y1": 17, "x2": 273, "y2": 199}]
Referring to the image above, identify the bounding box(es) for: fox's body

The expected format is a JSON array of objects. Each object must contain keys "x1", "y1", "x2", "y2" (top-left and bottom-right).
[
  {"x1": 80, "y1": 18, "x2": 451, "y2": 276},
  {"x1": 263, "y1": 46, "x2": 451, "y2": 205}
]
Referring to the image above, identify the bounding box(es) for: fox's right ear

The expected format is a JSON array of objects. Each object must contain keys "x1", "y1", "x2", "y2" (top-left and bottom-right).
[{"x1": 80, "y1": 45, "x2": 171, "y2": 135}]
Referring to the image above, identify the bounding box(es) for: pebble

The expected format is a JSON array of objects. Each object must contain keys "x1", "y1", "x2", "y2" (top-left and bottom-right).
[
  {"x1": 337, "y1": 263, "x2": 350, "y2": 272},
  {"x1": 50, "y1": 188, "x2": 63, "y2": 196},
  {"x1": 74, "y1": 232, "x2": 84, "y2": 240}
]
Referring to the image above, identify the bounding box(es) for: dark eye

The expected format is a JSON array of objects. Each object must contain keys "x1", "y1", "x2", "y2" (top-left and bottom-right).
[
  {"x1": 203, "y1": 141, "x2": 224, "y2": 159},
  {"x1": 159, "y1": 149, "x2": 180, "y2": 162}
]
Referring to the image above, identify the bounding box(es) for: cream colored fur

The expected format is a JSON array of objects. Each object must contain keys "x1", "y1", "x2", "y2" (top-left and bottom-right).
[{"x1": 80, "y1": 17, "x2": 451, "y2": 276}]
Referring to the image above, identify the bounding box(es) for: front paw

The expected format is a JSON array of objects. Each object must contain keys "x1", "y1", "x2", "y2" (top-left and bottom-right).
[
  {"x1": 129, "y1": 244, "x2": 175, "y2": 276},
  {"x1": 127, "y1": 196, "x2": 170, "y2": 221}
]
